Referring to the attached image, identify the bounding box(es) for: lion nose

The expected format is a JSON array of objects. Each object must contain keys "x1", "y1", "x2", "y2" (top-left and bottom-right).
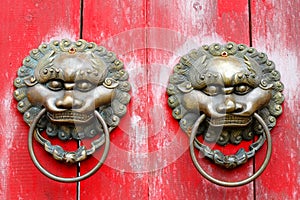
[
  {"x1": 55, "y1": 91, "x2": 83, "y2": 109},
  {"x1": 216, "y1": 98, "x2": 243, "y2": 113}
]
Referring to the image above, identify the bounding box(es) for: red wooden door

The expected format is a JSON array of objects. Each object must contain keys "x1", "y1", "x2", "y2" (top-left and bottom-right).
[{"x1": 1, "y1": 0, "x2": 299, "y2": 199}]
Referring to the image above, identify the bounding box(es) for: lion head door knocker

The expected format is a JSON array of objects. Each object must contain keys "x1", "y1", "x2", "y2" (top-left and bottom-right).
[
  {"x1": 167, "y1": 42, "x2": 284, "y2": 187},
  {"x1": 14, "y1": 39, "x2": 131, "y2": 182}
]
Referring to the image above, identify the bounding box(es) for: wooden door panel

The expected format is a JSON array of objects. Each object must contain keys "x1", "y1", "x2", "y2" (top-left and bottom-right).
[
  {"x1": 0, "y1": 0, "x2": 81, "y2": 199},
  {"x1": 80, "y1": 0, "x2": 149, "y2": 199},
  {"x1": 251, "y1": 0, "x2": 300, "y2": 199},
  {"x1": 147, "y1": 0, "x2": 255, "y2": 199},
  {"x1": 1, "y1": 0, "x2": 299, "y2": 199}
]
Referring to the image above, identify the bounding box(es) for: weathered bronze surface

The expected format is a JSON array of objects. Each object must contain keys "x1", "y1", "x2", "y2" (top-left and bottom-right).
[
  {"x1": 14, "y1": 39, "x2": 130, "y2": 167},
  {"x1": 167, "y1": 42, "x2": 284, "y2": 170}
]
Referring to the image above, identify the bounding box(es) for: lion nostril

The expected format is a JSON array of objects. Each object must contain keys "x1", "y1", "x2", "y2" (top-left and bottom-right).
[
  {"x1": 216, "y1": 99, "x2": 244, "y2": 114},
  {"x1": 235, "y1": 103, "x2": 243, "y2": 112},
  {"x1": 73, "y1": 99, "x2": 83, "y2": 109},
  {"x1": 55, "y1": 95, "x2": 83, "y2": 109},
  {"x1": 216, "y1": 99, "x2": 236, "y2": 113}
]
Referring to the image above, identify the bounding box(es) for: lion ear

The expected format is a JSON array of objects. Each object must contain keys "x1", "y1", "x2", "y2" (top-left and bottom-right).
[{"x1": 24, "y1": 76, "x2": 38, "y2": 86}]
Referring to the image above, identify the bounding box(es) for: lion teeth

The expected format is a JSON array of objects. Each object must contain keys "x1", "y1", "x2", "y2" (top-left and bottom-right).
[
  {"x1": 207, "y1": 115, "x2": 252, "y2": 126},
  {"x1": 48, "y1": 111, "x2": 93, "y2": 121}
]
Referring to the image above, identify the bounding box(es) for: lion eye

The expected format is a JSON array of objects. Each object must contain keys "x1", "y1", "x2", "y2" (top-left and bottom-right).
[
  {"x1": 235, "y1": 84, "x2": 252, "y2": 95},
  {"x1": 202, "y1": 85, "x2": 223, "y2": 96},
  {"x1": 75, "y1": 81, "x2": 95, "y2": 92},
  {"x1": 47, "y1": 80, "x2": 63, "y2": 91}
]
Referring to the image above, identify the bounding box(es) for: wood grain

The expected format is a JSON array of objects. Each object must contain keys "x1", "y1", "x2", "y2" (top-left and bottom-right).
[
  {"x1": 80, "y1": 0, "x2": 149, "y2": 199},
  {"x1": 251, "y1": 0, "x2": 300, "y2": 199},
  {"x1": 1, "y1": 0, "x2": 299, "y2": 199},
  {"x1": 0, "y1": 0, "x2": 81, "y2": 199},
  {"x1": 147, "y1": 0, "x2": 254, "y2": 199}
]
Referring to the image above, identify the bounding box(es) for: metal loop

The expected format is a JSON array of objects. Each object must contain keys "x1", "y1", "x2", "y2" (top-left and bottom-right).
[
  {"x1": 34, "y1": 128, "x2": 105, "y2": 163},
  {"x1": 28, "y1": 108, "x2": 110, "y2": 183},
  {"x1": 189, "y1": 113, "x2": 272, "y2": 187},
  {"x1": 193, "y1": 128, "x2": 266, "y2": 169}
]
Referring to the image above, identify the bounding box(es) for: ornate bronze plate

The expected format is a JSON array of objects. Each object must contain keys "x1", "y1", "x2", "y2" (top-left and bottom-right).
[
  {"x1": 167, "y1": 42, "x2": 284, "y2": 186},
  {"x1": 14, "y1": 39, "x2": 131, "y2": 182}
]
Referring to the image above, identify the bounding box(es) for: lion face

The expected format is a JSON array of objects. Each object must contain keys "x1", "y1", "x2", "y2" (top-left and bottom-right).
[
  {"x1": 14, "y1": 39, "x2": 131, "y2": 141},
  {"x1": 183, "y1": 56, "x2": 272, "y2": 126},
  {"x1": 167, "y1": 43, "x2": 284, "y2": 145},
  {"x1": 27, "y1": 53, "x2": 113, "y2": 124}
]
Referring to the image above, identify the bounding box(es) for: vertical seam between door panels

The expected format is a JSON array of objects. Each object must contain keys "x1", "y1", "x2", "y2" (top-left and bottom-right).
[
  {"x1": 79, "y1": 0, "x2": 84, "y2": 39},
  {"x1": 77, "y1": 0, "x2": 84, "y2": 200}
]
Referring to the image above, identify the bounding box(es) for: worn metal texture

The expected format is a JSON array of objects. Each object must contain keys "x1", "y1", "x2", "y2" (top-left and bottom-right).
[
  {"x1": 167, "y1": 42, "x2": 284, "y2": 171},
  {"x1": 0, "y1": 0, "x2": 299, "y2": 199},
  {"x1": 14, "y1": 39, "x2": 130, "y2": 163}
]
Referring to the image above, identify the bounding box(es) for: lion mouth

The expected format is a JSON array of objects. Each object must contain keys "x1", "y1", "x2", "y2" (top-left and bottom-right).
[
  {"x1": 47, "y1": 111, "x2": 94, "y2": 123},
  {"x1": 206, "y1": 115, "x2": 252, "y2": 127}
]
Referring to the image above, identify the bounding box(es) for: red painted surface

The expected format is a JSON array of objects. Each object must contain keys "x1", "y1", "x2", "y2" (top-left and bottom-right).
[
  {"x1": 147, "y1": 0, "x2": 254, "y2": 199},
  {"x1": 0, "y1": 0, "x2": 80, "y2": 199},
  {"x1": 1, "y1": 0, "x2": 299, "y2": 199},
  {"x1": 80, "y1": 0, "x2": 149, "y2": 199},
  {"x1": 251, "y1": 0, "x2": 300, "y2": 199}
]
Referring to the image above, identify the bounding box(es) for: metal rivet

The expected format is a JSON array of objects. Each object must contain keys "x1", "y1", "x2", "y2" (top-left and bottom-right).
[
  {"x1": 186, "y1": 83, "x2": 192, "y2": 89},
  {"x1": 19, "y1": 102, "x2": 24, "y2": 107},
  {"x1": 25, "y1": 113, "x2": 31, "y2": 119},
  {"x1": 106, "y1": 79, "x2": 112, "y2": 86},
  {"x1": 227, "y1": 44, "x2": 233, "y2": 49},
  {"x1": 76, "y1": 41, "x2": 82, "y2": 46},
  {"x1": 214, "y1": 45, "x2": 220, "y2": 50},
  {"x1": 275, "y1": 105, "x2": 281, "y2": 111},
  {"x1": 248, "y1": 48, "x2": 254, "y2": 53},
  {"x1": 267, "y1": 61, "x2": 272, "y2": 66},
  {"x1": 112, "y1": 116, "x2": 118, "y2": 122},
  {"x1": 203, "y1": 45, "x2": 209, "y2": 50},
  {"x1": 238, "y1": 45, "x2": 245, "y2": 50}
]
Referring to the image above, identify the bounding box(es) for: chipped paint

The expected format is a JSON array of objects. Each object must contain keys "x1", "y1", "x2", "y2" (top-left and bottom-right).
[
  {"x1": 42, "y1": 27, "x2": 76, "y2": 44},
  {"x1": 0, "y1": 87, "x2": 18, "y2": 199},
  {"x1": 254, "y1": 38, "x2": 299, "y2": 102}
]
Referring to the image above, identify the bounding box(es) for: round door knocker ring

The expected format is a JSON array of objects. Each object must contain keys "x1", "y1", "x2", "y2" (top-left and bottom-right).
[
  {"x1": 28, "y1": 108, "x2": 110, "y2": 183},
  {"x1": 189, "y1": 113, "x2": 272, "y2": 187}
]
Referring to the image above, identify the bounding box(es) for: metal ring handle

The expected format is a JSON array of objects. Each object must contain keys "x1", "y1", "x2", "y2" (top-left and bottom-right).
[
  {"x1": 189, "y1": 113, "x2": 272, "y2": 187},
  {"x1": 28, "y1": 108, "x2": 110, "y2": 183}
]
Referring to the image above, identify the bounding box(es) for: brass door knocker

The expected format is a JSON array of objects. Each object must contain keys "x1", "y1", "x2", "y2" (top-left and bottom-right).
[
  {"x1": 167, "y1": 42, "x2": 284, "y2": 187},
  {"x1": 14, "y1": 39, "x2": 131, "y2": 182}
]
